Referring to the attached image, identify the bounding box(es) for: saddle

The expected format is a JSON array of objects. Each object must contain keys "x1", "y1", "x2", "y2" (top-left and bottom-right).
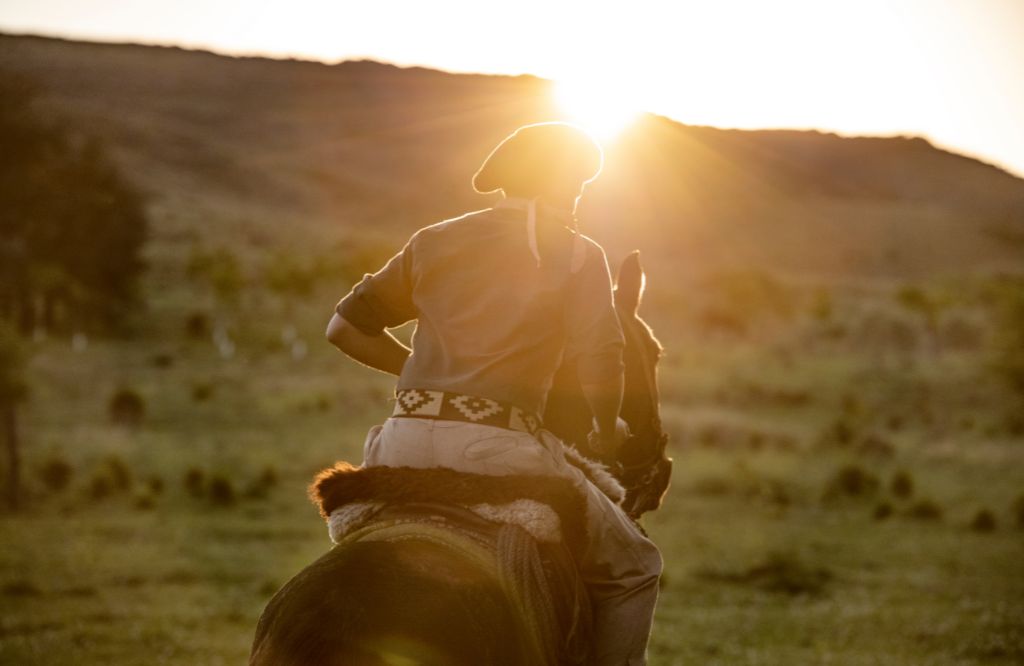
[{"x1": 310, "y1": 463, "x2": 597, "y2": 666}]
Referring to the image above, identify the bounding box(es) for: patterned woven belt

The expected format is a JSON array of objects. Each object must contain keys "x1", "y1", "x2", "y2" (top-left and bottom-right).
[{"x1": 391, "y1": 388, "x2": 542, "y2": 435}]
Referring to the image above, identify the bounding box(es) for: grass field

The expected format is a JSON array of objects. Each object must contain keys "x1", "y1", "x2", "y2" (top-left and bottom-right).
[
  {"x1": 2, "y1": 33, "x2": 1024, "y2": 666},
  {"x1": 2, "y1": 276, "x2": 1023, "y2": 665}
]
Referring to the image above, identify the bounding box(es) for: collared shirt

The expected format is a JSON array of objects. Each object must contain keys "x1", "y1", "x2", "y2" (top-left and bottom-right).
[{"x1": 336, "y1": 200, "x2": 625, "y2": 415}]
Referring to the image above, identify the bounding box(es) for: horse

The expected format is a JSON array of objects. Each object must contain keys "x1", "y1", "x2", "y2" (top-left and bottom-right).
[
  {"x1": 545, "y1": 250, "x2": 672, "y2": 519},
  {"x1": 250, "y1": 252, "x2": 670, "y2": 666}
]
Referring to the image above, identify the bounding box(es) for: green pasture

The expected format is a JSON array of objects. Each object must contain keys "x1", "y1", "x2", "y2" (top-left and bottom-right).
[{"x1": 2, "y1": 271, "x2": 1023, "y2": 665}]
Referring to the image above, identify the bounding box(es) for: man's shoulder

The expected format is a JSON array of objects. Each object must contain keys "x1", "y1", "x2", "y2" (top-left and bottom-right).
[
  {"x1": 416, "y1": 207, "x2": 507, "y2": 236},
  {"x1": 407, "y1": 207, "x2": 517, "y2": 255}
]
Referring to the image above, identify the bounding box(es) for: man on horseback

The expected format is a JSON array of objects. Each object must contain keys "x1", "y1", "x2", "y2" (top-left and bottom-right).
[{"x1": 327, "y1": 122, "x2": 662, "y2": 665}]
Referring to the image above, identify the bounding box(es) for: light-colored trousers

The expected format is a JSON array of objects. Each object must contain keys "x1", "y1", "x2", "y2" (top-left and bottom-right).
[{"x1": 363, "y1": 417, "x2": 663, "y2": 666}]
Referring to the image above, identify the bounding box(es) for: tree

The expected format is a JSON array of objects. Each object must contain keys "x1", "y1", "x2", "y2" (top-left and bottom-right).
[
  {"x1": 0, "y1": 70, "x2": 148, "y2": 335},
  {"x1": 0, "y1": 323, "x2": 29, "y2": 509}
]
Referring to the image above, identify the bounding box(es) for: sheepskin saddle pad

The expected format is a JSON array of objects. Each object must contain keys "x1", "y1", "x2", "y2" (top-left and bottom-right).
[
  {"x1": 308, "y1": 464, "x2": 596, "y2": 665},
  {"x1": 310, "y1": 463, "x2": 592, "y2": 555}
]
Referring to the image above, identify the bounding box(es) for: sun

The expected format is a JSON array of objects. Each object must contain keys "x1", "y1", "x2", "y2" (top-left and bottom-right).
[{"x1": 553, "y1": 78, "x2": 641, "y2": 141}]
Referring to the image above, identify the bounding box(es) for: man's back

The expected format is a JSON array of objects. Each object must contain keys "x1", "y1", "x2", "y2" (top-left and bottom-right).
[{"x1": 337, "y1": 203, "x2": 624, "y2": 414}]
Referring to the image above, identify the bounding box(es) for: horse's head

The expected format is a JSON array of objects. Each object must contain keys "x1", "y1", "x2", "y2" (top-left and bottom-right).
[{"x1": 545, "y1": 251, "x2": 672, "y2": 519}]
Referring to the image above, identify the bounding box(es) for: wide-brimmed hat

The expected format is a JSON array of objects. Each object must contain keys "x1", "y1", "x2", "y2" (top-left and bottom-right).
[{"x1": 472, "y1": 122, "x2": 604, "y2": 195}]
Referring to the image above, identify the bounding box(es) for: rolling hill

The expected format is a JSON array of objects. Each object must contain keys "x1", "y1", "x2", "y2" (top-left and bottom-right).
[
  {"x1": 2, "y1": 32, "x2": 1023, "y2": 281},
  {"x1": 2, "y1": 34, "x2": 1023, "y2": 666}
]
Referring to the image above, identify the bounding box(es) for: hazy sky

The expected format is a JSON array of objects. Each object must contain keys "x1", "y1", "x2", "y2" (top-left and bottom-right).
[{"x1": 3, "y1": 0, "x2": 1023, "y2": 177}]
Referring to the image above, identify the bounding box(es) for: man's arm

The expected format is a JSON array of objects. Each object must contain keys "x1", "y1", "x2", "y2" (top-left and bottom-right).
[{"x1": 325, "y1": 313, "x2": 410, "y2": 377}]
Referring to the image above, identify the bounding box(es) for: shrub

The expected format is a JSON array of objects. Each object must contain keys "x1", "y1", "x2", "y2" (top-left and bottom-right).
[
  {"x1": 256, "y1": 466, "x2": 278, "y2": 488},
  {"x1": 841, "y1": 392, "x2": 863, "y2": 418},
  {"x1": 245, "y1": 466, "x2": 279, "y2": 500},
  {"x1": 134, "y1": 494, "x2": 156, "y2": 511},
  {"x1": 823, "y1": 464, "x2": 879, "y2": 500},
  {"x1": 208, "y1": 474, "x2": 236, "y2": 507},
  {"x1": 873, "y1": 502, "x2": 894, "y2": 520},
  {"x1": 102, "y1": 455, "x2": 132, "y2": 492},
  {"x1": 969, "y1": 509, "x2": 996, "y2": 533},
  {"x1": 886, "y1": 414, "x2": 905, "y2": 432},
  {"x1": 856, "y1": 433, "x2": 895, "y2": 458},
  {"x1": 2, "y1": 580, "x2": 41, "y2": 597},
  {"x1": 191, "y1": 383, "x2": 214, "y2": 402},
  {"x1": 755, "y1": 479, "x2": 792, "y2": 507},
  {"x1": 907, "y1": 499, "x2": 943, "y2": 521},
  {"x1": 38, "y1": 457, "x2": 74, "y2": 492},
  {"x1": 817, "y1": 417, "x2": 857, "y2": 448},
  {"x1": 88, "y1": 473, "x2": 112, "y2": 501},
  {"x1": 696, "y1": 425, "x2": 722, "y2": 449},
  {"x1": 1002, "y1": 412, "x2": 1024, "y2": 437},
  {"x1": 697, "y1": 551, "x2": 832, "y2": 596},
  {"x1": 185, "y1": 312, "x2": 209, "y2": 340},
  {"x1": 183, "y1": 467, "x2": 205, "y2": 498},
  {"x1": 890, "y1": 470, "x2": 914, "y2": 499},
  {"x1": 151, "y1": 352, "x2": 174, "y2": 369},
  {"x1": 147, "y1": 475, "x2": 164, "y2": 494},
  {"x1": 108, "y1": 388, "x2": 145, "y2": 426}
]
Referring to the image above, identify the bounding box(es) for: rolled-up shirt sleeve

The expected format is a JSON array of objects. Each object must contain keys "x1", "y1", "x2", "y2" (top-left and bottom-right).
[
  {"x1": 565, "y1": 242, "x2": 625, "y2": 384},
  {"x1": 336, "y1": 237, "x2": 417, "y2": 336}
]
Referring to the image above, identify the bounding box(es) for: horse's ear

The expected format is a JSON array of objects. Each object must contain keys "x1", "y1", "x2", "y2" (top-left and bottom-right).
[{"x1": 615, "y1": 250, "x2": 645, "y2": 315}]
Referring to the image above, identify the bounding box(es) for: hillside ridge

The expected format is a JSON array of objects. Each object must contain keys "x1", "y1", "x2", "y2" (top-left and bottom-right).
[{"x1": 2, "y1": 32, "x2": 1022, "y2": 279}]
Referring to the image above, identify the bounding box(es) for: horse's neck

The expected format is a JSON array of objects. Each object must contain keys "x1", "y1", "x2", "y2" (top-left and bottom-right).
[{"x1": 543, "y1": 358, "x2": 591, "y2": 447}]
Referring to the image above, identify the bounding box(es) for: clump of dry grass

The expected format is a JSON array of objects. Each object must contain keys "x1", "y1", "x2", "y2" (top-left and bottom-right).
[
  {"x1": 108, "y1": 388, "x2": 145, "y2": 426},
  {"x1": 87, "y1": 473, "x2": 111, "y2": 501},
  {"x1": 890, "y1": 469, "x2": 914, "y2": 499},
  {"x1": 37, "y1": 456, "x2": 74, "y2": 492},
  {"x1": 969, "y1": 508, "x2": 996, "y2": 533},
  {"x1": 907, "y1": 499, "x2": 943, "y2": 521},
  {"x1": 695, "y1": 551, "x2": 833, "y2": 596},
  {"x1": 207, "y1": 474, "x2": 236, "y2": 507},
  {"x1": 147, "y1": 475, "x2": 164, "y2": 494},
  {"x1": 191, "y1": 383, "x2": 214, "y2": 402},
  {"x1": 823, "y1": 463, "x2": 879, "y2": 500},
  {"x1": 102, "y1": 456, "x2": 132, "y2": 492},
  {"x1": 244, "y1": 465, "x2": 278, "y2": 499},
  {"x1": 185, "y1": 311, "x2": 209, "y2": 340},
  {"x1": 873, "y1": 502, "x2": 894, "y2": 520},
  {"x1": 183, "y1": 467, "x2": 205, "y2": 498},
  {"x1": 134, "y1": 493, "x2": 156, "y2": 511}
]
